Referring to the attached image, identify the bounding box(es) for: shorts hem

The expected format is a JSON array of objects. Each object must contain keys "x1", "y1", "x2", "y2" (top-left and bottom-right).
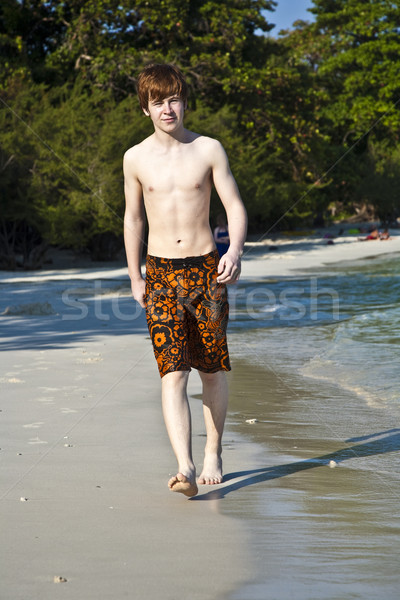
[
  {"x1": 159, "y1": 363, "x2": 231, "y2": 378},
  {"x1": 160, "y1": 366, "x2": 192, "y2": 379},
  {"x1": 193, "y1": 364, "x2": 231, "y2": 375}
]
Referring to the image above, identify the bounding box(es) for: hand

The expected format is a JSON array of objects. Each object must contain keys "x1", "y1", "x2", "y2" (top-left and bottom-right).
[
  {"x1": 130, "y1": 277, "x2": 146, "y2": 308},
  {"x1": 216, "y1": 252, "x2": 241, "y2": 284}
]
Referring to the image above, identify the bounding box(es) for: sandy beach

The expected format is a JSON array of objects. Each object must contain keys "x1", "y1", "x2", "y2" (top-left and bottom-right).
[{"x1": 1, "y1": 227, "x2": 400, "y2": 599}]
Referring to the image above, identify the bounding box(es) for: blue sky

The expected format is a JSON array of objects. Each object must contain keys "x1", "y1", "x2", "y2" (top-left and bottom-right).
[{"x1": 266, "y1": 0, "x2": 315, "y2": 33}]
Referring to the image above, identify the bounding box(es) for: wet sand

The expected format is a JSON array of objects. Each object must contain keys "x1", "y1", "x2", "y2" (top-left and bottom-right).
[{"x1": 221, "y1": 360, "x2": 400, "y2": 599}]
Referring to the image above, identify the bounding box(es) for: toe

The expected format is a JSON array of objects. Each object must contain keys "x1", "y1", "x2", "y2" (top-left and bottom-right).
[
  {"x1": 168, "y1": 476, "x2": 177, "y2": 489},
  {"x1": 198, "y1": 474, "x2": 223, "y2": 485}
]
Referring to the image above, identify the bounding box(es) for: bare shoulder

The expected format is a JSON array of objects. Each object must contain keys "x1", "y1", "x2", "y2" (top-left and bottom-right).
[
  {"x1": 123, "y1": 136, "x2": 154, "y2": 177},
  {"x1": 194, "y1": 135, "x2": 227, "y2": 163},
  {"x1": 124, "y1": 137, "x2": 151, "y2": 163},
  {"x1": 123, "y1": 144, "x2": 139, "y2": 173},
  {"x1": 195, "y1": 135, "x2": 224, "y2": 152}
]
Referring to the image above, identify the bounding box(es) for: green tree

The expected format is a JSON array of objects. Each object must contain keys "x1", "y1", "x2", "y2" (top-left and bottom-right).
[
  {"x1": 309, "y1": 0, "x2": 400, "y2": 142},
  {"x1": 0, "y1": 78, "x2": 152, "y2": 265},
  {"x1": 1, "y1": 0, "x2": 284, "y2": 266},
  {"x1": 357, "y1": 143, "x2": 400, "y2": 224},
  {"x1": 272, "y1": 1, "x2": 400, "y2": 224},
  {"x1": 6, "y1": 0, "x2": 400, "y2": 268},
  {"x1": 43, "y1": 0, "x2": 277, "y2": 102}
]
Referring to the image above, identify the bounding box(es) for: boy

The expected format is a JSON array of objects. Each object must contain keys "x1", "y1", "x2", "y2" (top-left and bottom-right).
[{"x1": 123, "y1": 64, "x2": 247, "y2": 497}]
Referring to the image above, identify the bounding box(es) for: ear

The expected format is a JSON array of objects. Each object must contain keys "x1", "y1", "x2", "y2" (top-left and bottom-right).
[{"x1": 142, "y1": 107, "x2": 150, "y2": 117}]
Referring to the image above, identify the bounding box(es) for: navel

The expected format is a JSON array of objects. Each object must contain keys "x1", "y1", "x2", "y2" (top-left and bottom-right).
[
  {"x1": 177, "y1": 239, "x2": 182, "y2": 244},
  {"x1": 195, "y1": 183, "x2": 200, "y2": 189}
]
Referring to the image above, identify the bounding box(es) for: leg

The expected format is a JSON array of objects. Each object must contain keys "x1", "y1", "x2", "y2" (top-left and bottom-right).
[
  {"x1": 198, "y1": 370, "x2": 228, "y2": 485},
  {"x1": 161, "y1": 370, "x2": 198, "y2": 497}
]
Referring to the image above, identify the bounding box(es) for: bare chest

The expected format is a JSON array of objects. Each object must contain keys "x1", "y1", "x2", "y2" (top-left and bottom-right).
[{"x1": 139, "y1": 149, "x2": 211, "y2": 196}]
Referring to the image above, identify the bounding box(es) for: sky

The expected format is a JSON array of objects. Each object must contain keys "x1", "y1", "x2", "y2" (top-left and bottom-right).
[{"x1": 266, "y1": 0, "x2": 315, "y2": 33}]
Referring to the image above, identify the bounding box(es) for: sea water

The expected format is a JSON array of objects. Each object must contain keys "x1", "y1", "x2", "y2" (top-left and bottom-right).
[
  {"x1": 2, "y1": 252, "x2": 399, "y2": 411},
  {"x1": 228, "y1": 251, "x2": 400, "y2": 415},
  {"x1": 226, "y1": 252, "x2": 400, "y2": 600}
]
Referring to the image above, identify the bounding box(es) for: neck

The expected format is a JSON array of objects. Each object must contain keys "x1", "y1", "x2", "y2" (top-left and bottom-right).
[{"x1": 154, "y1": 125, "x2": 188, "y2": 146}]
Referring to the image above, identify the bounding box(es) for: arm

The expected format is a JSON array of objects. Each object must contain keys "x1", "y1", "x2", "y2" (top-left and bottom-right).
[
  {"x1": 123, "y1": 148, "x2": 147, "y2": 308},
  {"x1": 211, "y1": 142, "x2": 247, "y2": 283}
]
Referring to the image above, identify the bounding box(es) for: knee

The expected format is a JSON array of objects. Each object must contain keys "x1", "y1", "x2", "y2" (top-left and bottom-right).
[
  {"x1": 162, "y1": 369, "x2": 190, "y2": 389},
  {"x1": 199, "y1": 370, "x2": 226, "y2": 388}
]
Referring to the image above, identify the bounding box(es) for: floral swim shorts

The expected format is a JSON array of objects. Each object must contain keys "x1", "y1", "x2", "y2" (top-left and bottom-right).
[{"x1": 145, "y1": 250, "x2": 231, "y2": 378}]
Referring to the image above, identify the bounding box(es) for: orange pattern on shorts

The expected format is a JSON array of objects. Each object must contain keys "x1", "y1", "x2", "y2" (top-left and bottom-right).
[{"x1": 145, "y1": 250, "x2": 231, "y2": 378}]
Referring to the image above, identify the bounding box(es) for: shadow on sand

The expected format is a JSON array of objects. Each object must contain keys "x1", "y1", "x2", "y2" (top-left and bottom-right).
[{"x1": 191, "y1": 429, "x2": 400, "y2": 501}]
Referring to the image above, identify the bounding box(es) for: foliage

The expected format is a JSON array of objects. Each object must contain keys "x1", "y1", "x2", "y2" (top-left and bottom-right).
[
  {"x1": 357, "y1": 143, "x2": 400, "y2": 224},
  {"x1": 308, "y1": 0, "x2": 400, "y2": 140},
  {"x1": 1, "y1": 0, "x2": 400, "y2": 267}
]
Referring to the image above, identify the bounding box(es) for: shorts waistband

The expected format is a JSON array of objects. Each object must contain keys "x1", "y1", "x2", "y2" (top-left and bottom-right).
[{"x1": 146, "y1": 250, "x2": 218, "y2": 269}]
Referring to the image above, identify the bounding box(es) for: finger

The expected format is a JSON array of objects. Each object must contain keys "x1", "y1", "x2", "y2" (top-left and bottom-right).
[
  {"x1": 134, "y1": 295, "x2": 146, "y2": 308},
  {"x1": 217, "y1": 257, "x2": 226, "y2": 274},
  {"x1": 217, "y1": 270, "x2": 234, "y2": 283},
  {"x1": 217, "y1": 266, "x2": 229, "y2": 281},
  {"x1": 219, "y1": 267, "x2": 241, "y2": 284}
]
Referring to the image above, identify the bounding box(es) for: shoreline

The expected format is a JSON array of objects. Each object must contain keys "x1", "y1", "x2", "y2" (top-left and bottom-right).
[
  {"x1": 222, "y1": 356, "x2": 400, "y2": 600},
  {"x1": 1, "y1": 232, "x2": 399, "y2": 599},
  {"x1": 220, "y1": 243, "x2": 400, "y2": 599},
  {"x1": 241, "y1": 227, "x2": 400, "y2": 278},
  {"x1": 1, "y1": 224, "x2": 399, "y2": 283},
  {"x1": 1, "y1": 230, "x2": 399, "y2": 290}
]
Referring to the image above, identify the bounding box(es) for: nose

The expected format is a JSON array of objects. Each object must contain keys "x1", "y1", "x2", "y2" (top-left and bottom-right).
[{"x1": 163, "y1": 101, "x2": 173, "y2": 113}]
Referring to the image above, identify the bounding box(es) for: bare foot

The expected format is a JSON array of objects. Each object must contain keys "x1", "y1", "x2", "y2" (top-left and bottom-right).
[
  {"x1": 198, "y1": 455, "x2": 223, "y2": 485},
  {"x1": 168, "y1": 473, "x2": 198, "y2": 497}
]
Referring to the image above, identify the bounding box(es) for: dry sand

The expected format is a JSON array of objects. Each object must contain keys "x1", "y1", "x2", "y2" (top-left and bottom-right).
[
  {"x1": 242, "y1": 225, "x2": 400, "y2": 277},
  {"x1": 0, "y1": 316, "x2": 252, "y2": 599},
  {"x1": 1, "y1": 228, "x2": 400, "y2": 599}
]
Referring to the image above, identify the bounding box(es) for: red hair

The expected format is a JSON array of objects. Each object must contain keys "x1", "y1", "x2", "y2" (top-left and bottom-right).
[{"x1": 137, "y1": 64, "x2": 188, "y2": 111}]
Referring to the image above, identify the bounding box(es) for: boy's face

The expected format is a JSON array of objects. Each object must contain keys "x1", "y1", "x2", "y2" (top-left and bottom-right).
[{"x1": 144, "y1": 94, "x2": 186, "y2": 133}]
